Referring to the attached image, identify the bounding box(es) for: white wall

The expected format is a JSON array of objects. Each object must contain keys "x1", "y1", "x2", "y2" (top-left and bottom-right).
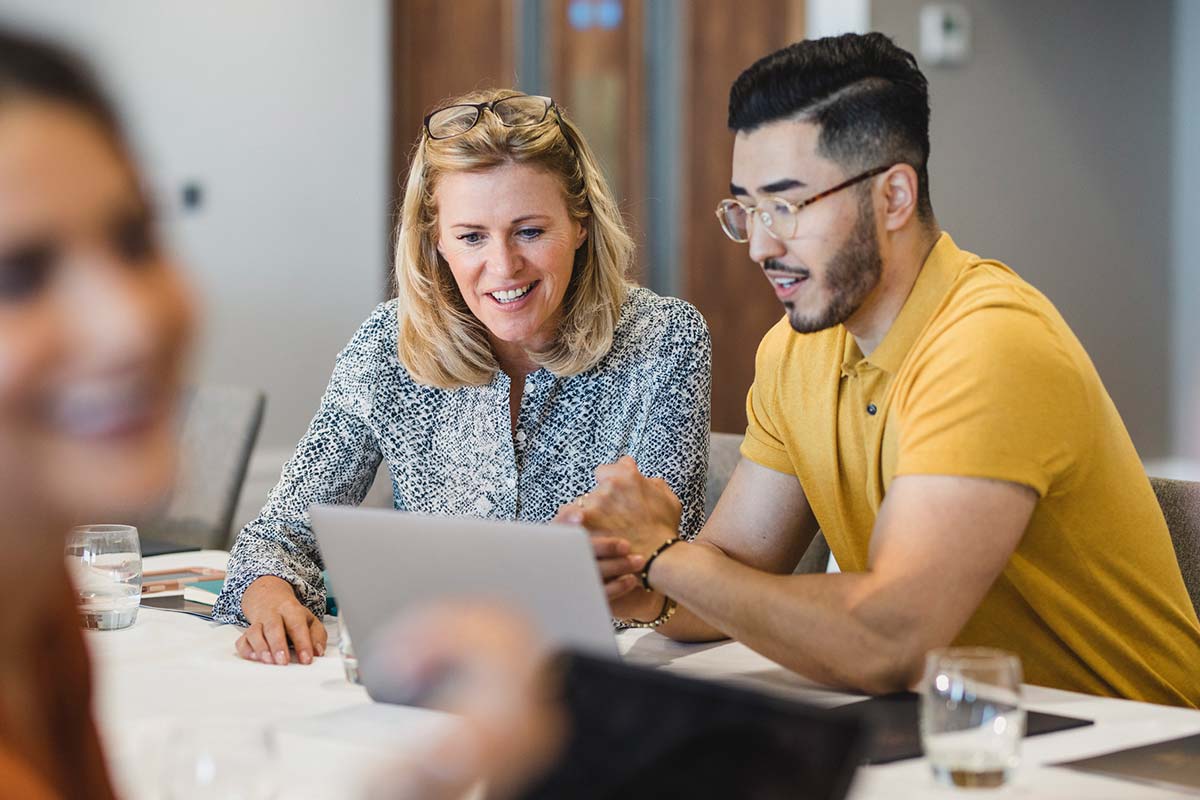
[
  {"x1": 873, "y1": 0, "x2": 1175, "y2": 459},
  {"x1": 806, "y1": 0, "x2": 869, "y2": 39},
  {"x1": 0, "y1": 1, "x2": 390, "y2": 457},
  {"x1": 1172, "y1": 0, "x2": 1200, "y2": 462}
]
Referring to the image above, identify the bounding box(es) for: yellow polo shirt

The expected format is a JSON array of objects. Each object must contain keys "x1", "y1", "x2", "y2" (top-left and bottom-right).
[{"x1": 742, "y1": 232, "x2": 1200, "y2": 707}]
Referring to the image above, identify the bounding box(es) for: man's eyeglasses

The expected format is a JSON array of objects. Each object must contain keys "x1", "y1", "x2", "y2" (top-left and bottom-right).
[
  {"x1": 424, "y1": 94, "x2": 561, "y2": 140},
  {"x1": 715, "y1": 165, "x2": 891, "y2": 243}
]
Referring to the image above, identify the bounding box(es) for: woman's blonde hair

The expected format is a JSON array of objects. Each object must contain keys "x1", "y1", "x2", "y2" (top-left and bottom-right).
[{"x1": 394, "y1": 88, "x2": 634, "y2": 388}]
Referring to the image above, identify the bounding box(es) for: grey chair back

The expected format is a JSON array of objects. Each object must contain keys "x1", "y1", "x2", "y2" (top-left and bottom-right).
[
  {"x1": 1150, "y1": 476, "x2": 1200, "y2": 617},
  {"x1": 706, "y1": 432, "x2": 830, "y2": 575},
  {"x1": 137, "y1": 385, "x2": 265, "y2": 550}
]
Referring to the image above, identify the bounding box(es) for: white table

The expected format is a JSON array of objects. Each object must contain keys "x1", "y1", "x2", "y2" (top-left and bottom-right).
[{"x1": 87, "y1": 551, "x2": 1200, "y2": 799}]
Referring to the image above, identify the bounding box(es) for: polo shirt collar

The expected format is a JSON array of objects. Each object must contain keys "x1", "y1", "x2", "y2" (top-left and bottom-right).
[{"x1": 858, "y1": 231, "x2": 967, "y2": 376}]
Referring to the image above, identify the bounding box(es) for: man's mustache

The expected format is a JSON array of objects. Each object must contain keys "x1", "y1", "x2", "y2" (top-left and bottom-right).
[{"x1": 762, "y1": 259, "x2": 811, "y2": 279}]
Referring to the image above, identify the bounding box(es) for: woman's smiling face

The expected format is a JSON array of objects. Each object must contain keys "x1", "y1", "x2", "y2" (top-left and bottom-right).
[
  {"x1": 0, "y1": 100, "x2": 194, "y2": 523},
  {"x1": 435, "y1": 162, "x2": 586, "y2": 360}
]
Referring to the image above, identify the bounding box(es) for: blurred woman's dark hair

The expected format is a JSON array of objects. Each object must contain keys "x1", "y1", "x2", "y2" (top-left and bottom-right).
[
  {"x1": 0, "y1": 25, "x2": 125, "y2": 142},
  {"x1": 0, "y1": 25, "x2": 128, "y2": 800}
]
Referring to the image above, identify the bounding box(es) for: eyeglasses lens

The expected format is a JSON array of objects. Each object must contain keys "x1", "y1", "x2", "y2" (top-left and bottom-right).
[
  {"x1": 427, "y1": 105, "x2": 481, "y2": 139},
  {"x1": 492, "y1": 96, "x2": 551, "y2": 126},
  {"x1": 719, "y1": 202, "x2": 750, "y2": 242}
]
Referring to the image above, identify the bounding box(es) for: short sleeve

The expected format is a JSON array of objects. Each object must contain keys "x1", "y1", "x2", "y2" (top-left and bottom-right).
[
  {"x1": 740, "y1": 321, "x2": 795, "y2": 474},
  {"x1": 891, "y1": 303, "x2": 1088, "y2": 497}
]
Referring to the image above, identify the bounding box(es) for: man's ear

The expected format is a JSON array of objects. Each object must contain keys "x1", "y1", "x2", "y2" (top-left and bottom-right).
[{"x1": 880, "y1": 164, "x2": 919, "y2": 231}]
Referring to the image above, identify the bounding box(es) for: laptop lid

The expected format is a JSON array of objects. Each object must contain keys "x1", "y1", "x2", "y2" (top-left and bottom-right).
[{"x1": 311, "y1": 505, "x2": 619, "y2": 701}]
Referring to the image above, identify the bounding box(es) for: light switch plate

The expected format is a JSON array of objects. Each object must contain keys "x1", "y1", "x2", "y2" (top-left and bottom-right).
[{"x1": 919, "y1": 3, "x2": 972, "y2": 67}]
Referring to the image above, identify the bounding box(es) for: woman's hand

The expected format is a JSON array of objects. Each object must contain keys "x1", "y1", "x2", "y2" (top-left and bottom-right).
[{"x1": 235, "y1": 576, "x2": 327, "y2": 665}]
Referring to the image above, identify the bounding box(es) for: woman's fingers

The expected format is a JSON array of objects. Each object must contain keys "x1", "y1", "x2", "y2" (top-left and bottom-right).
[
  {"x1": 281, "y1": 606, "x2": 316, "y2": 665},
  {"x1": 310, "y1": 615, "x2": 328, "y2": 657},
  {"x1": 261, "y1": 616, "x2": 292, "y2": 665},
  {"x1": 597, "y1": 554, "x2": 645, "y2": 581},
  {"x1": 241, "y1": 622, "x2": 273, "y2": 664},
  {"x1": 235, "y1": 632, "x2": 256, "y2": 661},
  {"x1": 590, "y1": 536, "x2": 630, "y2": 559},
  {"x1": 604, "y1": 574, "x2": 639, "y2": 600}
]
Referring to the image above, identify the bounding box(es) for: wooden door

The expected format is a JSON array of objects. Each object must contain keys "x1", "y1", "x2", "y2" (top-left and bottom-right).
[
  {"x1": 389, "y1": 0, "x2": 516, "y2": 261},
  {"x1": 680, "y1": 1, "x2": 805, "y2": 433},
  {"x1": 390, "y1": 1, "x2": 805, "y2": 434}
]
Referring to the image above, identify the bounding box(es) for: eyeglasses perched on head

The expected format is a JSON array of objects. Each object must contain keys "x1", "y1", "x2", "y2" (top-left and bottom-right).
[
  {"x1": 715, "y1": 165, "x2": 891, "y2": 243},
  {"x1": 424, "y1": 94, "x2": 562, "y2": 140}
]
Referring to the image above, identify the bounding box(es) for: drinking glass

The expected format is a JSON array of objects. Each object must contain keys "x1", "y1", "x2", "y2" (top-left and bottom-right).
[
  {"x1": 159, "y1": 723, "x2": 277, "y2": 800},
  {"x1": 339, "y1": 612, "x2": 361, "y2": 684},
  {"x1": 65, "y1": 524, "x2": 142, "y2": 630},
  {"x1": 919, "y1": 647, "x2": 1024, "y2": 788}
]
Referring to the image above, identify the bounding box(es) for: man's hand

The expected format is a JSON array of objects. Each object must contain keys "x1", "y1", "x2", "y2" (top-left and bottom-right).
[
  {"x1": 558, "y1": 457, "x2": 682, "y2": 558},
  {"x1": 235, "y1": 575, "x2": 327, "y2": 666},
  {"x1": 555, "y1": 457, "x2": 683, "y2": 614}
]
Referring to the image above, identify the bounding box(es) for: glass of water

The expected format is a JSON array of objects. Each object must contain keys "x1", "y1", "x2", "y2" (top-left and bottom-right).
[
  {"x1": 338, "y1": 612, "x2": 360, "y2": 684},
  {"x1": 920, "y1": 647, "x2": 1024, "y2": 788},
  {"x1": 65, "y1": 524, "x2": 142, "y2": 630}
]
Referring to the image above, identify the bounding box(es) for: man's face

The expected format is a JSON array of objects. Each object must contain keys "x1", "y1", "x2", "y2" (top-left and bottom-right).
[{"x1": 730, "y1": 119, "x2": 881, "y2": 334}]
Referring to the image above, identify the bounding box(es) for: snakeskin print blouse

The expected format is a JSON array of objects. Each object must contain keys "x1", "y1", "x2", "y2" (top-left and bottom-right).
[{"x1": 213, "y1": 287, "x2": 711, "y2": 624}]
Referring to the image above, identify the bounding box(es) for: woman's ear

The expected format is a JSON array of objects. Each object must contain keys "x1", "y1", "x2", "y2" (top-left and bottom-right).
[{"x1": 576, "y1": 220, "x2": 589, "y2": 249}]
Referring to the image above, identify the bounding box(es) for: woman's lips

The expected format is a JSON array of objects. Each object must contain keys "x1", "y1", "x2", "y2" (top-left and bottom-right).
[{"x1": 485, "y1": 280, "x2": 540, "y2": 311}]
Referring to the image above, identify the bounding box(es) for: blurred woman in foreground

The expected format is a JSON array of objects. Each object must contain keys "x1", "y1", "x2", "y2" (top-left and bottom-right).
[
  {"x1": 0, "y1": 26, "x2": 193, "y2": 796},
  {"x1": 0, "y1": 27, "x2": 559, "y2": 800}
]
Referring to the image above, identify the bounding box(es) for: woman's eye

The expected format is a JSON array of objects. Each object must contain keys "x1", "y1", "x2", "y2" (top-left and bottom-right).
[
  {"x1": 0, "y1": 242, "x2": 54, "y2": 301},
  {"x1": 112, "y1": 215, "x2": 158, "y2": 264},
  {"x1": 457, "y1": 232, "x2": 485, "y2": 245},
  {"x1": 516, "y1": 228, "x2": 544, "y2": 241}
]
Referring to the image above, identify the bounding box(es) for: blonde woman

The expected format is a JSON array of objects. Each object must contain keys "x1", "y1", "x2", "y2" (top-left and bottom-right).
[{"x1": 217, "y1": 90, "x2": 712, "y2": 665}]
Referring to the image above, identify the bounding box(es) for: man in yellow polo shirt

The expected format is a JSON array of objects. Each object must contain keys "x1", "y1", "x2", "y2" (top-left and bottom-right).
[{"x1": 562, "y1": 33, "x2": 1200, "y2": 706}]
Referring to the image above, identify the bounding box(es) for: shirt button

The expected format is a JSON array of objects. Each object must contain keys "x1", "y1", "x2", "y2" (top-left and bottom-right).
[
  {"x1": 515, "y1": 429, "x2": 527, "y2": 443},
  {"x1": 506, "y1": 477, "x2": 516, "y2": 489},
  {"x1": 866, "y1": 403, "x2": 877, "y2": 416}
]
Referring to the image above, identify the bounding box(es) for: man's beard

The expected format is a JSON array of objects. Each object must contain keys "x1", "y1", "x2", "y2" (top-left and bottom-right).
[{"x1": 779, "y1": 197, "x2": 882, "y2": 334}]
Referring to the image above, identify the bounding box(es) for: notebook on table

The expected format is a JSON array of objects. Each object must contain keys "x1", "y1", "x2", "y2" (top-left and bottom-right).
[
  {"x1": 836, "y1": 691, "x2": 1093, "y2": 765},
  {"x1": 140, "y1": 570, "x2": 225, "y2": 620}
]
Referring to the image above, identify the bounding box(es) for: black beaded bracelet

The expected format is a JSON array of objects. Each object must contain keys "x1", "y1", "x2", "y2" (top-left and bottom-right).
[{"x1": 639, "y1": 536, "x2": 683, "y2": 591}]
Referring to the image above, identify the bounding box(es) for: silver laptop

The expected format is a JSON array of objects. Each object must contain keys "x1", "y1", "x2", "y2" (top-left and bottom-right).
[{"x1": 311, "y1": 505, "x2": 619, "y2": 699}]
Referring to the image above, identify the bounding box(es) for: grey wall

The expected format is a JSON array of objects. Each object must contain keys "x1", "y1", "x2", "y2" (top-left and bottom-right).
[
  {"x1": 1173, "y1": 0, "x2": 1200, "y2": 460},
  {"x1": 0, "y1": 1, "x2": 390, "y2": 451},
  {"x1": 873, "y1": 0, "x2": 1174, "y2": 458}
]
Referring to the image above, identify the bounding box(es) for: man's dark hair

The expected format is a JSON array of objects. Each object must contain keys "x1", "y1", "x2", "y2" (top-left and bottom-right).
[
  {"x1": 729, "y1": 33, "x2": 933, "y2": 219},
  {"x1": 0, "y1": 25, "x2": 125, "y2": 143}
]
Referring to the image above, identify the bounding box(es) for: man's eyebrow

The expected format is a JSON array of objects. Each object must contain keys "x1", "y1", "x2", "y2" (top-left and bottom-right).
[
  {"x1": 759, "y1": 177, "x2": 807, "y2": 194},
  {"x1": 730, "y1": 178, "x2": 809, "y2": 197}
]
